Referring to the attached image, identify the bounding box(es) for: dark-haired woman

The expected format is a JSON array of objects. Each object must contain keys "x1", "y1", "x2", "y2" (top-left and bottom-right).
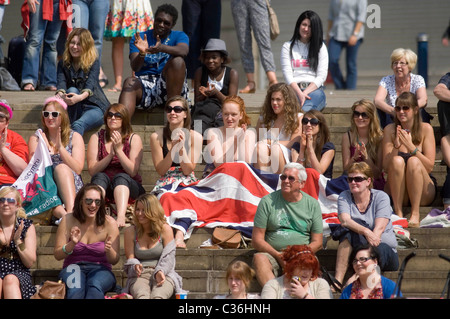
[
  {"x1": 87, "y1": 103, "x2": 145, "y2": 228},
  {"x1": 281, "y1": 10, "x2": 328, "y2": 112},
  {"x1": 54, "y1": 184, "x2": 120, "y2": 299}
]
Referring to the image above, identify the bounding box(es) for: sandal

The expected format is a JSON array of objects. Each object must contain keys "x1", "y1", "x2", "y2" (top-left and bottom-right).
[
  {"x1": 22, "y1": 83, "x2": 35, "y2": 91},
  {"x1": 321, "y1": 266, "x2": 343, "y2": 293},
  {"x1": 108, "y1": 86, "x2": 122, "y2": 92},
  {"x1": 239, "y1": 81, "x2": 256, "y2": 94},
  {"x1": 99, "y1": 77, "x2": 109, "y2": 88}
]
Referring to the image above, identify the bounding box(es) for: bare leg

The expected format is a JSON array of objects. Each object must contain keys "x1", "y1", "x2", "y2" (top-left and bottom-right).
[
  {"x1": 2, "y1": 274, "x2": 22, "y2": 299},
  {"x1": 387, "y1": 156, "x2": 407, "y2": 217},
  {"x1": 335, "y1": 239, "x2": 351, "y2": 285},
  {"x1": 54, "y1": 164, "x2": 76, "y2": 214},
  {"x1": 174, "y1": 229, "x2": 187, "y2": 249},
  {"x1": 239, "y1": 73, "x2": 256, "y2": 93},
  {"x1": 113, "y1": 185, "x2": 129, "y2": 227},
  {"x1": 110, "y1": 37, "x2": 125, "y2": 90},
  {"x1": 253, "y1": 253, "x2": 275, "y2": 287},
  {"x1": 164, "y1": 57, "x2": 187, "y2": 99},
  {"x1": 266, "y1": 71, "x2": 278, "y2": 86},
  {"x1": 119, "y1": 76, "x2": 143, "y2": 117}
]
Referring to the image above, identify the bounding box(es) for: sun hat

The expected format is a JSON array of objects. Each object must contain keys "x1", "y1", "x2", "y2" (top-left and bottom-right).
[{"x1": 201, "y1": 38, "x2": 231, "y2": 63}]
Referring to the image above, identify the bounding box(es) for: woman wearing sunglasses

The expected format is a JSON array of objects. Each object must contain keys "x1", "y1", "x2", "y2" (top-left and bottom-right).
[
  {"x1": 150, "y1": 96, "x2": 203, "y2": 193},
  {"x1": 0, "y1": 187, "x2": 37, "y2": 299},
  {"x1": 291, "y1": 109, "x2": 335, "y2": 178},
  {"x1": 28, "y1": 97, "x2": 85, "y2": 221},
  {"x1": 382, "y1": 92, "x2": 436, "y2": 228},
  {"x1": 334, "y1": 162, "x2": 398, "y2": 288},
  {"x1": 340, "y1": 244, "x2": 401, "y2": 299},
  {"x1": 341, "y1": 99, "x2": 384, "y2": 190},
  {"x1": 54, "y1": 184, "x2": 120, "y2": 299},
  {"x1": 254, "y1": 83, "x2": 303, "y2": 174},
  {"x1": 374, "y1": 48, "x2": 429, "y2": 128},
  {"x1": 204, "y1": 95, "x2": 255, "y2": 176},
  {"x1": 55, "y1": 28, "x2": 109, "y2": 136},
  {"x1": 87, "y1": 103, "x2": 145, "y2": 228}
]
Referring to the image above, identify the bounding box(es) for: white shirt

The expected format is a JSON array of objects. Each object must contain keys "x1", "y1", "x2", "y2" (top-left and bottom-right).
[{"x1": 281, "y1": 40, "x2": 329, "y2": 89}]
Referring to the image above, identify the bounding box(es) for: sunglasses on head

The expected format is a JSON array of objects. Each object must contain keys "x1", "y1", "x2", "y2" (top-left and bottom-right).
[
  {"x1": 165, "y1": 106, "x2": 187, "y2": 114},
  {"x1": 0, "y1": 197, "x2": 16, "y2": 204},
  {"x1": 43, "y1": 111, "x2": 61, "y2": 118},
  {"x1": 301, "y1": 117, "x2": 320, "y2": 126},
  {"x1": 280, "y1": 174, "x2": 298, "y2": 183},
  {"x1": 347, "y1": 176, "x2": 368, "y2": 183},
  {"x1": 394, "y1": 105, "x2": 411, "y2": 112},
  {"x1": 84, "y1": 198, "x2": 101, "y2": 206},
  {"x1": 353, "y1": 110, "x2": 369, "y2": 119},
  {"x1": 107, "y1": 111, "x2": 123, "y2": 119}
]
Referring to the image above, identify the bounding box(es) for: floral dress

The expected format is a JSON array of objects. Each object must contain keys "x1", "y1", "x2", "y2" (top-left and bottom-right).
[
  {"x1": 0, "y1": 218, "x2": 36, "y2": 299},
  {"x1": 104, "y1": 0, "x2": 154, "y2": 39}
]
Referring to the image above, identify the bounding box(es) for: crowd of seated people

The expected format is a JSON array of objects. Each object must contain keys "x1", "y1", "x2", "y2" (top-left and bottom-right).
[{"x1": 1, "y1": 1, "x2": 448, "y2": 300}]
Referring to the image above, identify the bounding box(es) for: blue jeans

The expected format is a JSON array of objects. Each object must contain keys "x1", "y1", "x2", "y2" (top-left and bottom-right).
[
  {"x1": 60, "y1": 262, "x2": 116, "y2": 299},
  {"x1": 21, "y1": 0, "x2": 63, "y2": 88},
  {"x1": 328, "y1": 37, "x2": 362, "y2": 90},
  {"x1": 67, "y1": 87, "x2": 105, "y2": 135},
  {"x1": 301, "y1": 87, "x2": 326, "y2": 112},
  {"x1": 72, "y1": 0, "x2": 109, "y2": 60}
]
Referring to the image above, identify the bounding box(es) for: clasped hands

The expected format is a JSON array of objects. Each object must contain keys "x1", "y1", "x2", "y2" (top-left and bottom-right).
[{"x1": 135, "y1": 32, "x2": 162, "y2": 56}]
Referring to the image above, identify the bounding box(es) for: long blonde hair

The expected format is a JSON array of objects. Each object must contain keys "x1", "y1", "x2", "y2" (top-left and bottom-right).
[
  {"x1": 133, "y1": 194, "x2": 167, "y2": 240},
  {"x1": 63, "y1": 28, "x2": 98, "y2": 72},
  {"x1": 42, "y1": 100, "x2": 71, "y2": 148},
  {"x1": 350, "y1": 99, "x2": 383, "y2": 164}
]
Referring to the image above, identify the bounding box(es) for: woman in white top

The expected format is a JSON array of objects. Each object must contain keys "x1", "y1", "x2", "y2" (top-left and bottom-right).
[
  {"x1": 374, "y1": 48, "x2": 429, "y2": 128},
  {"x1": 281, "y1": 10, "x2": 328, "y2": 112},
  {"x1": 254, "y1": 83, "x2": 302, "y2": 174},
  {"x1": 261, "y1": 245, "x2": 332, "y2": 299}
]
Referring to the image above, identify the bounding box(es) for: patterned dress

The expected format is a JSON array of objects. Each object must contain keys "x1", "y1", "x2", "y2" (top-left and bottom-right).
[
  {"x1": 104, "y1": 0, "x2": 154, "y2": 39},
  {"x1": 0, "y1": 218, "x2": 36, "y2": 299}
]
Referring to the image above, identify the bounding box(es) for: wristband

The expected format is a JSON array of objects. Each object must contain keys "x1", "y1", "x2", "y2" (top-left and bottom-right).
[
  {"x1": 139, "y1": 51, "x2": 146, "y2": 57},
  {"x1": 410, "y1": 147, "x2": 419, "y2": 155},
  {"x1": 62, "y1": 243, "x2": 73, "y2": 255}
]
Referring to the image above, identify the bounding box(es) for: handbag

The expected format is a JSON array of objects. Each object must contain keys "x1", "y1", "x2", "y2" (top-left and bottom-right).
[
  {"x1": 31, "y1": 280, "x2": 66, "y2": 299},
  {"x1": 211, "y1": 227, "x2": 243, "y2": 249},
  {"x1": 265, "y1": 0, "x2": 280, "y2": 40}
]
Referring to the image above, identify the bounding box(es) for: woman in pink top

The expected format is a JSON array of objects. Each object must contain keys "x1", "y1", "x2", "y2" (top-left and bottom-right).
[{"x1": 54, "y1": 184, "x2": 120, "y2": 299}]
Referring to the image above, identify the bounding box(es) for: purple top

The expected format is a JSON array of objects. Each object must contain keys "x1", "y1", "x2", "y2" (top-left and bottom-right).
[{"x1": 63, "y1": 241, "x2": 111, "y2": 270}]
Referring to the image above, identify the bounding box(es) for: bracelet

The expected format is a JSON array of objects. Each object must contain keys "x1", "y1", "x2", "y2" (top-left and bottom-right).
[
  {"x1": 139, "y1": 51, "x2": 146, "y2": 57},
  {"x1": 62, "y1": 244, "x2": 73, "y2": 255},
  {"x1": 410, "y1": 147, "x2": 419, "y2": 155},
  {"x1": 303, "y1": 292, "x2": 309, "y2": 299}
]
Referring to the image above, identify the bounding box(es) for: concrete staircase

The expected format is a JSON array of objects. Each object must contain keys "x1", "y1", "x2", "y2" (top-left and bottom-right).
[{"x1": 2, "y1": 86, "x2": 449, "y2": 299}]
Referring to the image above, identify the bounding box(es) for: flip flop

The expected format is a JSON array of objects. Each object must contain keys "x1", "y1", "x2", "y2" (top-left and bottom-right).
[
  {"x1": 108, "y1": 87, "x2": 122, "y2": 92},
  {"x1": 22, "y1": 83, "x2": 35, "y2": 91},
  {"x1": 99, "y1": 78, "x2": 109, "y2": 88}
]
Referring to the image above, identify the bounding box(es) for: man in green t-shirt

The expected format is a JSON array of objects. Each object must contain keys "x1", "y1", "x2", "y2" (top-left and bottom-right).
[{"x1": 252, "y1": 162, "x2": 323, "y2": 286}]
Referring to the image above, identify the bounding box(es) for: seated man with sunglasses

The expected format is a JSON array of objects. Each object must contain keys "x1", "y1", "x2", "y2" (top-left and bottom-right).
[
  {"x1": 0, "y1": 101, "x2": 28, "y2": 187},
  {"x1": 252, "y1": 162, "x2": 323, "y2": 287},
  {"x1": 119, "y1": 4, "x2": 189, "y2": 118}
]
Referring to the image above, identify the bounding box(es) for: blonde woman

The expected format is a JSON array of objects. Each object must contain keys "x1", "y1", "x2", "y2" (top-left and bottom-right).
[
  {"x1": 28, "y1": 97, "x2": 85, "y2": 220},
  {"x1": 123, "y1": 194, "x2": 182, "y2": 299},
  {"x1": 0, "y1": 187, "x2": 37, "y2": 299},
  {"x1": 374, "y1": 48, "x2": 429, "y2": 128},
  {"x1": 341, "y1": 99, "x2": 384, "y2": 189},
  {"x1": 254, "y1": 83, "x2": 303, "y2": 174},
  {"x1": 56, "y1": 27, "x2": 110, "y2": 136}
]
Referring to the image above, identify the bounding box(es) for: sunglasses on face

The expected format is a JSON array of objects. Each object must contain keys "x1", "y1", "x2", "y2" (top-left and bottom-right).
[
  {"x1": 165, "y1": 106, "x2": 187, "y2": 114},
  {"x1": 394, "y1": 105, "x2": 411, "y2": 112},
  {"x1": 84, "y1": 198, "x2": 101, "y2": 206},
  {"x1": 43, "y1": 111, "x2": 61, "y2": 118},
  {"x1": 301, "y1": 117, "x2": 320, "y2": 126},
  {"x1": 352, "y1": 257, "x2": 373, "y2": 264},
  {"x1": 107, "y1": 111, "x2": 123, "y2": 119},
  {"x1": 280, "y1": 174, "x2": 298, "y2": 183},
  {"x1": 347, "y1": 176, "x2": 368, "y2": 183},
  {"x1": 0, "y1": 197, "x2": 16, "y2": 204},
  {"x1": 353, "y1": 110, "x2": 369, "y2": 119}
]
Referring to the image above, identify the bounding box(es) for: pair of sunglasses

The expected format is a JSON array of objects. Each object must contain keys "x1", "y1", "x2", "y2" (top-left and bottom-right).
[
  {"x1": 165, "y1": 106, "x2": 187, "y2": 113},
  {"x1": 394, "y1": 105, "x2": 411, "y2": 112},
  {"x1": 347, "y1": 176, "x2": 368, "y2": 183},
  {"x1": 107, "y1": 111, "x2": 123, "y2": 119},
  {"x1": 43, "y1": 111, "x2": 61, "y2": 118},
  {"x1": 280, "y1": 174, "x2": 298, "y2": 183},
  {"x1": 84, "y1": 198, "x2": 101, "y2": 206},
  {"x1": 301, "y1": 117, "x2": 320, "y2": 126},
  {"x1": 353, "y1": 110, "x2": 369, "y2": 119},
  {"x1": 0, "y1": 197, "x2": 17, "y2": 204}
]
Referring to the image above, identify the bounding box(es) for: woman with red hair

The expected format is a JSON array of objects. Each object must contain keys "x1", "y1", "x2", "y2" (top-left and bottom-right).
[{"x1": 261, "y1": 245, "x2": 332, "y2": 299}]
